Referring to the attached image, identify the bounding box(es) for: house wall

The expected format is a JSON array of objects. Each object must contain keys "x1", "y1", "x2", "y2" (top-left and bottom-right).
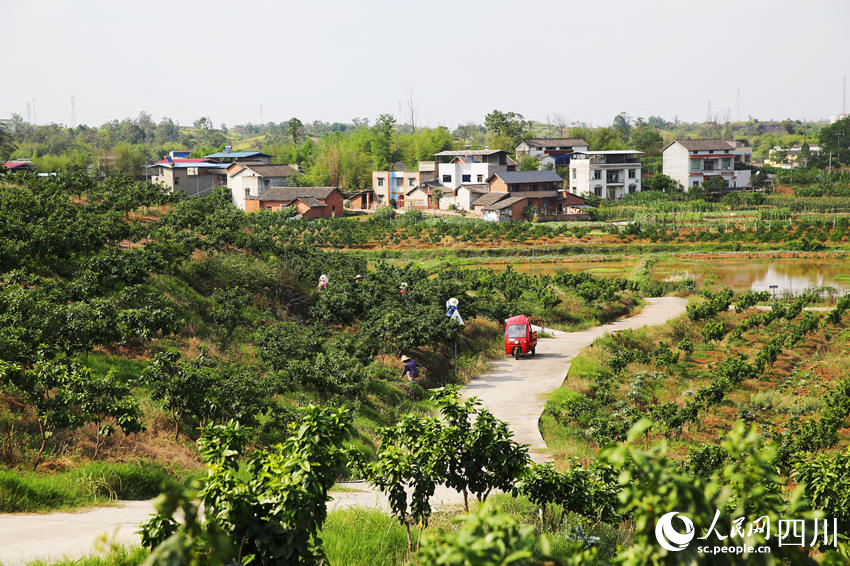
[
  {"x1": 373, "y1": 171, "x2": 419, "y2": 205},
  {"x1": 405, "y1": 188, "x2": 429, "y2": 208},
  {"x1": 437, "y1": 162, "x2": 504, "y2": 190},
  {"x1": 455, "y1": 188, "x2": 486, "y2": 211},
  {"x1": 348, "y1": 192, "x2": 375, "y2": 210},
  {"x1": 662, "y1": 143, "x2": 692, "y2": 190},
  {"x1": 569, "y1": 159, "x2": 641, "y2": 200}
]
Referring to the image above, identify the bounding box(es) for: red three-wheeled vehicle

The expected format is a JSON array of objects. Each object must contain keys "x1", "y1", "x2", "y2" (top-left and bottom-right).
[{"x1": 504, "y1": 315, "x2": 538, "y2": 359}]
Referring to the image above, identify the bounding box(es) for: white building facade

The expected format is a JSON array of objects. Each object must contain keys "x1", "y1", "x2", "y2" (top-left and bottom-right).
[
  {"x1": 228, "y1": 164, "x2": 300, "y2": 210},
  {"x1": 663, "y1": 140, "x2": 751, "y2": 191},
  {"x1": 432, "y1": 150, "x2": 514, "y2": 191},
  {"x1": 568, "y1": 150, "x2": 643, "y2": 200}
]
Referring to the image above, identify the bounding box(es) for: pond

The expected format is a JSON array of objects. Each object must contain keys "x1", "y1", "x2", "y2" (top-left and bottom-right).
[
  {"x1": 458, "y1": 255, "x2": 850, "y2": 295},
  {"x1": 651, "y1": 256, "x2": 850, "y2": 295}
]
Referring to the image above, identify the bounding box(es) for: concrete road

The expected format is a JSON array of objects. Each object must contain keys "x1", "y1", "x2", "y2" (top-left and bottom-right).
[{"x1": 0, "y1": 297, "x2": 686, "y2": 565}]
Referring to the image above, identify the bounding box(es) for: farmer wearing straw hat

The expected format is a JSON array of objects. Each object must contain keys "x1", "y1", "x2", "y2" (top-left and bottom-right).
[{"x1": 400, "y1": 355, "x2": 422, "y2": 380}]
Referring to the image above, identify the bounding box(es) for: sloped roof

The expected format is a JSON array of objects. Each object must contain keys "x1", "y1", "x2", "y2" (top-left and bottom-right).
[
  {"x1": 513, "y1": 190, "x2": 563, "y2": 199},
  {"x1": 562, "y1": 192, "x2": 587, "y2": 206},
  {"x1": 483, "y1": 196, "x2": 527, "y2": 211},
  {"x1": 292, "y1": 197, "x2": 326, "y2": 208},
  {"x1": 204, "y1": 151, "x2": 272, "y2": 159},
  {"x1": 521, "y1": 138, "x2": 588, "y2": 149},
  {"x1": 258, "y1": 186, "x2": 339, "y2": 202},
  {"x1": 433, "y1": 149, "x2": 506, "y2": 157},
  {"x1": 664, "y1": 139, "x2": 734, "y2": 151},
  {"x1": 458, "y1": 183, "x2": 490, "y2": 194},
  {"x1": 473, "y1": 192, "x2": 509, "y2": 208},
  {"x1": 233, "y1": 164, "x2": 300, "y2": 178},
  {"x1": 488, "y1": 170, "x2": 563, "y2": 184}
]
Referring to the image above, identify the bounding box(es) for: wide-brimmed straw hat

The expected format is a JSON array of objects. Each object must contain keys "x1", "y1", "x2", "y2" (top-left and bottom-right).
[
  {"x1": 447, "y1": 297, "x2": 459, "y2": 307},
  {"x1": 400, "y1": 355, "x2": 411, "y2": 362}
]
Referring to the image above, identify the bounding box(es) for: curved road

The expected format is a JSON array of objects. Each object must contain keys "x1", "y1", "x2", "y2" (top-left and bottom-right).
[{"x1": 0, "y1": 297, "x2": 686, "y2": 565}]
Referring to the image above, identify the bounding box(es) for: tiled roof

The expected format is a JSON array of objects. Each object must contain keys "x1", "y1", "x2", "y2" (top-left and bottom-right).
[
  {"x1": 666, "y1": 139, "x2": 734, "y2": 151},
  {"x1": 293, "y1": 197, "x2": 326, "y2": 207},
  {"x1": 433, "y1": 149, "x2": 505, "y2": 157},
  {"x1": 489, "y1": 170, "x2": 563, "y2": 184},
  {"x1": 458, "y1": 183, "x2": 490, "y2": 194},
  {"x1": 235, "y1": 164, "x2": 300, "y2": 177},
  {"x1": 258, "y1": 186, "x2": 339, "y2": 202},
  {"x1": 204, "y1": 151, "x2": 273, "y2": 159},
  {"x1": 473, "y1": 192, "x2": 509, "y2": 208},
  {"x1": 483, "y1": 196, "x2": 527, "y2": 211},
  {"x1": 521, "y1": 138, "x2": 588, "y2": 148}
]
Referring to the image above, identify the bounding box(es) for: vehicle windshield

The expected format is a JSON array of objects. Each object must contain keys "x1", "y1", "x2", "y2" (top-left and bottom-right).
[{"x1": 507, "y1": 324, "x2": 526, "y2": 338}]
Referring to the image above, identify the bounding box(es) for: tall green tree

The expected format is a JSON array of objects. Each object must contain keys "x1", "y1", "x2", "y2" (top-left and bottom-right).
[
  {"x1": 370, "y1": 114, "x2": 397, "y2": 171},
  {"x1": 286, "y1": 117, "x2": 304, "y2": 144}
]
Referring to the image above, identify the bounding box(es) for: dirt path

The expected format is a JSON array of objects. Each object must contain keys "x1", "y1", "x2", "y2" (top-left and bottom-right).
[{"x1": 0, "y1": 297, "x2": 686, "y2": 565}]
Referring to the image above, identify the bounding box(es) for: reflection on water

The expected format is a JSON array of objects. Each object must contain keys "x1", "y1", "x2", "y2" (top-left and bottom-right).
[
  {"x1": 653, "y1": 258, "x2": 850, "y2": 294},
  {"x1": 462, "y1": 257, "x2": 850, "y2": 295}
]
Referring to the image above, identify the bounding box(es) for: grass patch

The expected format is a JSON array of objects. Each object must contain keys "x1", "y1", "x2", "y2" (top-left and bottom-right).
[
  {"x1": 0, "y1": 461, "x2": 191, "y2": 513},
  {"x1": 25, "y1": 546, "x2": 149, "y2": 566},
  {"x1": 322, "y1": 507, "x2": 409, "y2": 565}
]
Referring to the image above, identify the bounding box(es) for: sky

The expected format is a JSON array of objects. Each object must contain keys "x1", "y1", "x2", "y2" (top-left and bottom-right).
[{"x1": 2, "y1": 0, "x2": 849, "y2": 130}]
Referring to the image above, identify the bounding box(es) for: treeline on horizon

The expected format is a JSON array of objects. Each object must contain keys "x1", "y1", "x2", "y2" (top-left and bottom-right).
[{"x1": 0, "y1": 109, "x2": 845, "y2": 191}]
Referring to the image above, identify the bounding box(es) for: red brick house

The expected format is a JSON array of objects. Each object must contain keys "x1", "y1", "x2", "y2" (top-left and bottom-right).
[{"x1": 245, "y1": 187, "x2": 344, "y2": 219}]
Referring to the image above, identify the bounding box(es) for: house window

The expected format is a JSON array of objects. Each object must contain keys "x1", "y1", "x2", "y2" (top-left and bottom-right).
[
  {"x1": 592, "y1": 170, "x2": 602, "y2": 180},
  {"x1": 174, "y1": 177, "x2": 179, "y2": 186},
  {"x1": 628, "y1": 184, "x2": 636, "y2": 193},
  {"x1": 692, "y1": 181, "x2": 700, "y2": 187},
  {"x1": 280, "y1": 204, "x2": 287, "y2": 210},
  {"x1": 462, "y1": 174, "x2": 471, "y2": 183},
  {"x1": 477, "y1": 174, "x2": 483, "y2": 182},
  {"x1": 572, "y1": 169, "x2": 576, "y2": 179},
  {"x1": 628, "y1": 169, "x2": 636, "y2": 179},
  {"x1": 394, "y1": 177, "x2": 403, "y2": 186},
  {"x1": 594, "y1": 186, "x2": 602, "y2": 197},
  {"x1": 408, "y1": 177, "x2": 416, "y2": 186},
  {"x1": 690, "y1": 159, "x2": 701, "y2": 171},
  {"x1": 377, "y1": 178, "x2": 384, "y2": 186},
  {"x1": 244, "y1": 188, "x2": 250, "y2": 198},
  {"x1": 264, "y1": 179, "x2": 270, "y2": 187},
  {"x1": 442, "y1": 174, "x2": 452, "y2": 183},
  {"x1": 721, "y1": 158, "x2": 731, "y2": 169}
]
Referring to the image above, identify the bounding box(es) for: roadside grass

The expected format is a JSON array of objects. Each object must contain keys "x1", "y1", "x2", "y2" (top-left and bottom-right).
[
  {"x1": 0, "y1": 461, "x2": 193, "y2": 513},
  {"x1": 26, "y1": 494, "x2": 623, "y2": 566},
  {"x1": 25, "y1": 546, "x2": 148, "y2": 566}
]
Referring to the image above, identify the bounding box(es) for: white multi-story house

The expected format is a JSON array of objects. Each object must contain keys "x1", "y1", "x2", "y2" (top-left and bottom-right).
[
  {"x1": 662, "y1": 140, "x2": 750, "y2": 191},
  {"x1": 432, "y1": 150, "x2": 516, "y2": 191},
  {"x1": 568, "y1": 150, "x2": 643, "y2": 200},
  {"x1": 227, "y1": 163, "x2": 301, "y2": 210},
  {"x1": 514, "y1": 138, "x2": 589, "y2": 169}
]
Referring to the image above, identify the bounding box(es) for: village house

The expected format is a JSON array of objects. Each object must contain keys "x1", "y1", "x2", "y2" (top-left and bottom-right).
[
  {"x1": 480, "y1": 195, "x2": 529, "y2": 223},
  {"x1": 372, "y1": 162, "x2": 437, "y2": 207},
  {"x1": 2, "y1": 159, "x2": 37, "y2": 172},
  {"x1": 568, "y1": 150, "x2": 643, "y2": 200},
  {"x1": 764, "y1": 144, "x2": 821, "y2": 169},
  {"x1": 514, "y1": 138, "x2": 589, "y2": 169},
  {"x1": 244, "y1": 186, "x2": 344, "y2": 218},
  {"x1": 662, "y1": 140, "x2": 750, "y2": 191},
  {"x1": 145, "y1": 157, "x2": 228, "y2": 196},
  {"x1": 203, "y1": 150, "x2": 273, "y2": 164},
  {"x1": 432, "y1": 150, "x2": 517, "y2": 191},
  {"x1": 227, "y1": 163, "x2": 301, "y2": 209},
  {"x1": 347, "y1": 189, "x2": 377, "y2": 210},
  {"x1": 486, "y1": 170, "x2": 563, "y2": 193}
]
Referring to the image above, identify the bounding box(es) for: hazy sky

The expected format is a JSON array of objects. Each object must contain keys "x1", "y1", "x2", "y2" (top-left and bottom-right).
[{"x1": 2, "y1": 0, "x2": 848, "y2": 129}]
